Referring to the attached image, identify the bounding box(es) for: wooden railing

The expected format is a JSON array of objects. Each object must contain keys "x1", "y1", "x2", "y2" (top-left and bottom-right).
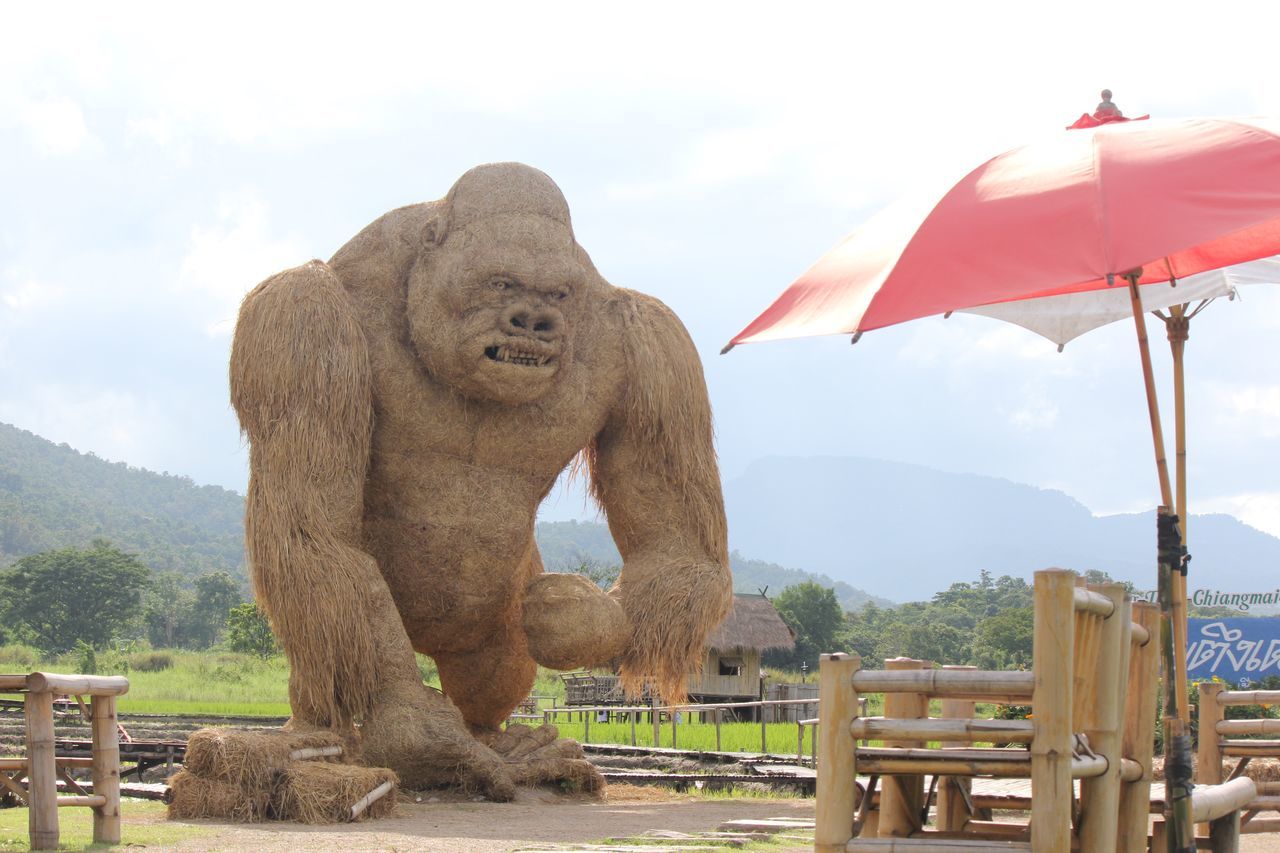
[
  {"x1": 1195, "y1": 683, "x2": 1280, "y2": 835},
  {"x1": 540, "y1": 697, "x2": 821, "y2": 753},
  {"x1": 0, "y1": 672, "x2": 129, "y2": 851},
  {"x1": 814, "y1": 569, "x2": 1153, "y2": 853}
]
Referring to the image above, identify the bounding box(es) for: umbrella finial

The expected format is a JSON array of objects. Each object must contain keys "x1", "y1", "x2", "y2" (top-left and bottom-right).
[{"x1": 1095, "y1": 89, "x2": 1123, "y2": 119}]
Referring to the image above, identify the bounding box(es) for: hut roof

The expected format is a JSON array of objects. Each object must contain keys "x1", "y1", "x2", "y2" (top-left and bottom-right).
[{"x1": 706, "y1": 594, "x2": 795, "y2": 653}]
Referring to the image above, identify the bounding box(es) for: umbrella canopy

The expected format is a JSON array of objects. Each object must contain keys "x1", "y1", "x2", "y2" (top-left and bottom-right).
[
  {"x1": 727, "y1": 116, "x2": 1280, "y2": 349},
  {"x1": 960, "y1": 256, "x2": 1280, "y2": 349},
  {"x1": 725, "y1": 113, "x2": 1280, "y2": 851}
]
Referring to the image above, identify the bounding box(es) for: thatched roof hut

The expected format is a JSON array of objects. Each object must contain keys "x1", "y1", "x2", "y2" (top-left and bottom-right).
[
  {"x1": 691, "y1": 594, "x2": 795, "y2": 703},
  {"x1": 705, "y1": 593, "x2": 795, "y2": 654}
]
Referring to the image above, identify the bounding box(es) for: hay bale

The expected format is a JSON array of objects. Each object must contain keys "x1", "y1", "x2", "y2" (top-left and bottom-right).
[
  {"x1": 275, "y1": 761, "x2": 398, "y2": 824},
  {"x1": 184, "y1": 728, "x2": 344, "y2": 792},
  {"x1": 167, "y1": 770, "x2": 270, "y2": 822}
]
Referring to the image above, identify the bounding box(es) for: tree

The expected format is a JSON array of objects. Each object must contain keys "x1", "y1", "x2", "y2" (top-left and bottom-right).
[
  {"x1": 563, "y1": 560, "x2": 621, "y2": 590},
  {"x1": 767, "y1": 581, "x2": 846, "y2": 669},
  {"x1": 190, "y1": 571, "x2": 243, "y2": 647},
  {"x1": 143, "y1": 571, "x2": 196, "y2": 648},
  {"x1": 225, "y1": 602, "x2": 279, "y2": 658},
  {"x1": 972, "y1": 606, "x2": 1034, "y2": 668},
  {"x1": 0, "y1": 540, "x2": 150, "y2": 653}
]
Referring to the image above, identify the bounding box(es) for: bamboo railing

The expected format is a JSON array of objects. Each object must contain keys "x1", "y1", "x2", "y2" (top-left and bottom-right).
[
  {"x1": 0, "y1": 672, "x2": 129, "y2": 851},
  {"x1": 1194, "y1": 683, "x2": 1280, "y2": 838},
  {"x1": 814, "y1": 568, "x2": 1158, "y2": 853}
]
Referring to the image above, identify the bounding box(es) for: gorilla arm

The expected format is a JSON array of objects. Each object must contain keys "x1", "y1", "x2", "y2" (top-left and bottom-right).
[
  {"x1": 229, "y1": 261, "x2": 518, "y2": 796},
  {"x1": 587, "y1": 291, "x2": 733, "y2": 704}
]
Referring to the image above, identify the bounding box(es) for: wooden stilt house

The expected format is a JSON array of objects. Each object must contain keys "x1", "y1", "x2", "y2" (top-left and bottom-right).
[{"x1": 687, "y1": 593, "x2": 795, "y2": 706}]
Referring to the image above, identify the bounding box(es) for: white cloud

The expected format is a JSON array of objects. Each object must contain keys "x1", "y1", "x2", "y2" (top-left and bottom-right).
[
  {"x1": 177, "y1": 192, "x2": 310, "y2": 335},
  {"x1": 1205, "y1": 383, "x2": 1280, "y2": 439},
  {"x1": 1, "y1": 385, "x2": 168, "y2": 470},
  {"x1": 12, "y1": 97, "x2": 98, "y2": 156},
  {"x1": 1006, "y1": 389, "x2": 1060, "y2": 431},
  {"x1": 1200, "y1": 493, "x2": 1280, "y2": 539}
]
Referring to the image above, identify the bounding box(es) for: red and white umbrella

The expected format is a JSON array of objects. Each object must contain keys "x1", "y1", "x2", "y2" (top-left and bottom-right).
[{"x1": 725, "y1": 114, "x2": 1280, "y2": 848}]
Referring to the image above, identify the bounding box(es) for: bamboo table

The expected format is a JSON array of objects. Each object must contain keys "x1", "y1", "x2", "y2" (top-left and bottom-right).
[{"x1": 0, "y1": 672, "x2": 129, "y2": 850}]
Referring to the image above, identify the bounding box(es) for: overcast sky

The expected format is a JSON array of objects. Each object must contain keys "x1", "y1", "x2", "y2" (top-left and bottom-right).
[{"x1": 3, "y1": 2, "x2": 1279, "y2": 542}]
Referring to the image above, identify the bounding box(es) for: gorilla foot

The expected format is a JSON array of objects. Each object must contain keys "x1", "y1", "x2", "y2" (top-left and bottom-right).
[
  {"x1": 477, "y1": 723, "x2": 605, "y2": 794},
  {"x1": 360, "y1": 694, "x2": 518, "y2": 801}
]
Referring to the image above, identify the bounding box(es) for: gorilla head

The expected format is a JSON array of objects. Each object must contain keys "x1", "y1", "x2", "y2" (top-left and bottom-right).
[{"x1": 406, "y1": 163, "x2": 601, "y2": 405}]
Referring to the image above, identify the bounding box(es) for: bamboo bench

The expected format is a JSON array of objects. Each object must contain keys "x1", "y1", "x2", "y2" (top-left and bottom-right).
[
  {"x1": 0, "y1": 672, "x2": 129, "y2": 850},
  {"x1": 1195, "y1": 683, "x2": 1280, "y2": 835},
  {"x1": 816, "y1": 568, "x2": 1159, "y2": 853}
]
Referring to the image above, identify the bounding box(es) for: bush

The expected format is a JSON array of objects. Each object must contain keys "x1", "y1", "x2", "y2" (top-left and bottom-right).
[
  {"x1": 0, "y1": 643, "x2": 43, "y2": 670},
  {"x1": 131, "y1": 651, "x2": 175, "y2": 672}
]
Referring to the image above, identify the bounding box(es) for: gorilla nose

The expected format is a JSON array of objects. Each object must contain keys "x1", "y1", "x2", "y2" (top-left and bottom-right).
[{"x1": 503, "y1": 304, "x2": 561, "y2": 339}]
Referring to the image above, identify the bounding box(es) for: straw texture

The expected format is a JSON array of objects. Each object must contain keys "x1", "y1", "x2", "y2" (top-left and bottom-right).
[{"x1": 229, "y1": 162, "x2": 730, "y2": 795}]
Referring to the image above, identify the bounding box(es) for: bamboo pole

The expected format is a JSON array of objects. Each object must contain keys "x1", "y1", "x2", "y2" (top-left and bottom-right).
[
  {"x1": 26, "y1": 690, "x2": 58, "y2": 851},
  {"x1": 1118, "y1": 602, "x2": 1160, "y2": 853},
  {"x1": 851, "y1": 670, "x2": 1033, "y2": 698},
  {"x1": 1079, "y1": 584, "x2": 1129, "y2": 853},
  {"x1": 290, "y1": 746, "x2": 343, "y2": 760},
  {"x1": 1031, "y1": 568, "x2": 1074, "y2": 853},
  {"x1": 56, "y1": 795, "x2": 108, "y2": 808},
  {"x1": 846, "y1": 839, "x2": 1033, "y2": 851},
  {"x1": 815, "y1": 653, "x2": 861, "y2": 853},
  {"x1": 1216, "y1": 718, "x2": 1280, "y2": 736},
  {"x1": 850, "y1": 717, "x2": 1032, "y2": 743},
  {"x1": 878, "y1": 658, "x2": 927, "y2": 838},
  {"x1": 938, "y1": 666, "x2": 977, "y2": 832},
  {"x1": 1190, "y1": 778, "x2": 1257, "y2": 823},
  {"x1": 1167, "y1": 305, "x2": 1191, "y2": 729},
  {"x1": 350, "y1": 780, "x2": 394, "y2": 820},
  {"x1": 1128, "y1": 273, "x2": 1192, "y2": 852},
  {"x1": 1217, "y1": 690, "x2": 1280, "y2": 706},
  {"x1": 25, "y1": 673, "x2": 129, "y2": 696},
  {"x1": 1127, "y1": 275, "x2": 1175, "y2": 509},
  {"x1": 90, "y1": 695, "x2": 121, "y2": 844}
]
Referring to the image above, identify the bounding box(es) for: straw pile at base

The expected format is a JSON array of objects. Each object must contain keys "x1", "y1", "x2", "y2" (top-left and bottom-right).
[
  {"x1": 169, "y1": 728, "x2": 398, "y2": 824},
  {"x1": 168, "y1": 770, "x2": 269, "y2": 822},
  {"x1": 276, "y1": 761, "x2": 399, "y2": 824},
  {"x1": 184, "y1": 728, "x2": 345, "y2": 790}
]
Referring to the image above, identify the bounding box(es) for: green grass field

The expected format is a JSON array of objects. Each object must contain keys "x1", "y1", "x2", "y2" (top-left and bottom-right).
[
  {"x1": 1, "y1": 644, "x2": 846, "y2": 753},
  {"x1": 0, "y1": 801, "x2": 206, "y2": 851},
  {"x1": 551, "y1": 715, "x2": 818, "y2": 755}
]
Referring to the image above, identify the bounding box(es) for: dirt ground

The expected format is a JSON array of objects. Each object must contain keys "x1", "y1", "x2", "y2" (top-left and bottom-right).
[
  {"x1": 158, "y1": 785, "x2": 817, "y2": 852},
  {"x1": 148, "y1": 784, "x2": 1280, "y2": 852}
]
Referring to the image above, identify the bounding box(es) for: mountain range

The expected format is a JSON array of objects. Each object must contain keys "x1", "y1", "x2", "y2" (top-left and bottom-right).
[
  {"x1": 724, "y1": 455, "x2": 1280, "y2": 599},
  {"x1": 4, "y1": 421, "x2": 1277, "y2": 605}
]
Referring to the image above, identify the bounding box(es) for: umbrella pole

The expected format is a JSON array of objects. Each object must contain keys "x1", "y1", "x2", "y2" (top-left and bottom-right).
[
  {"x1": 1167, "y1": 306, "x2": 1192, "y2": 728},
  {"x1": 1128, "y1": 274, "x2": 1194, "y2": 852}
]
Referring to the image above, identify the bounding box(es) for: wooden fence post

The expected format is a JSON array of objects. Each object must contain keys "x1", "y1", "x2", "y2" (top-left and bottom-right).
[
  {"x1": 937, "y1": 665, "x2": 976, "y2": 832},
  {"x1": 878, "y1": 657, "x2": 927, "y2": 838},
  {"x1": 1031, "y1": 569, "x2": 1076, "y2": 853},
  {"x1": 815, "y1": 653, "x2": 861, "y2": 853},
  {"x1": 90, "y1": 695, "x2": 121, "y2": 844},
  {"x1": 1197, "y1": 682, "x2": 1225, "y2": 785},
  {"x1": 1118, "y1": 601, "x2": 1161, "y2": 853},
  {"x1": 25, "y1": 690, "x2": 58, "y2": 851},
  {"x1": 1079, "y1": 583, "x2": 1129, "y2": 853}
]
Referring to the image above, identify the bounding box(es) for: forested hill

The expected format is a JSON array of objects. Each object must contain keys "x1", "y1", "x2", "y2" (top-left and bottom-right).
[
  {"x1": 0, "y1": 423, "x2": 893, "y2": 608},
  {"x1": 0, "y1": 422, "x2": 245, "y2": 577},
  {"x1": 536, "y1": 519, "x2": 894, "y2": 610}
]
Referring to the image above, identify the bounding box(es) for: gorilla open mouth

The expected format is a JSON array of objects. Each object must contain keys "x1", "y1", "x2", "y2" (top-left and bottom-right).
[{"x1": 484, "y1": 344, "x2": 554, "y2": 368}]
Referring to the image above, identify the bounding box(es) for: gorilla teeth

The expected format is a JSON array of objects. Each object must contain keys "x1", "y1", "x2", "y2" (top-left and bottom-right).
[{"x1": 485, "y1": 345, "x2": 550, "y2": 367}]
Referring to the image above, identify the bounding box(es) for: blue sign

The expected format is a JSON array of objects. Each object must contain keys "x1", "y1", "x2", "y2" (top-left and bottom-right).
[{"x1": 1186, "y1": 618, "x2": 1280, "y2": 687}]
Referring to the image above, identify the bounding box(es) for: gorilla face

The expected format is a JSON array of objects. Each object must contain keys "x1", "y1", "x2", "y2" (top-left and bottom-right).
[{"x1": 407, "y1": 215, "x2": 592, "y2": 405}]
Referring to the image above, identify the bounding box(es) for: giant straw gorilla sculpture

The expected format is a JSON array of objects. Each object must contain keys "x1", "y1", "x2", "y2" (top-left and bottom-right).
[{"x1": 230, "y1": 163, "x2": 732, "y2": 798}]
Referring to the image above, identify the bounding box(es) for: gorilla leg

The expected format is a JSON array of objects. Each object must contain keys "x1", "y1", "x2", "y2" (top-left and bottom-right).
[{"x1": 434, "y1": 623, "x2": 538, "y2": 732}]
